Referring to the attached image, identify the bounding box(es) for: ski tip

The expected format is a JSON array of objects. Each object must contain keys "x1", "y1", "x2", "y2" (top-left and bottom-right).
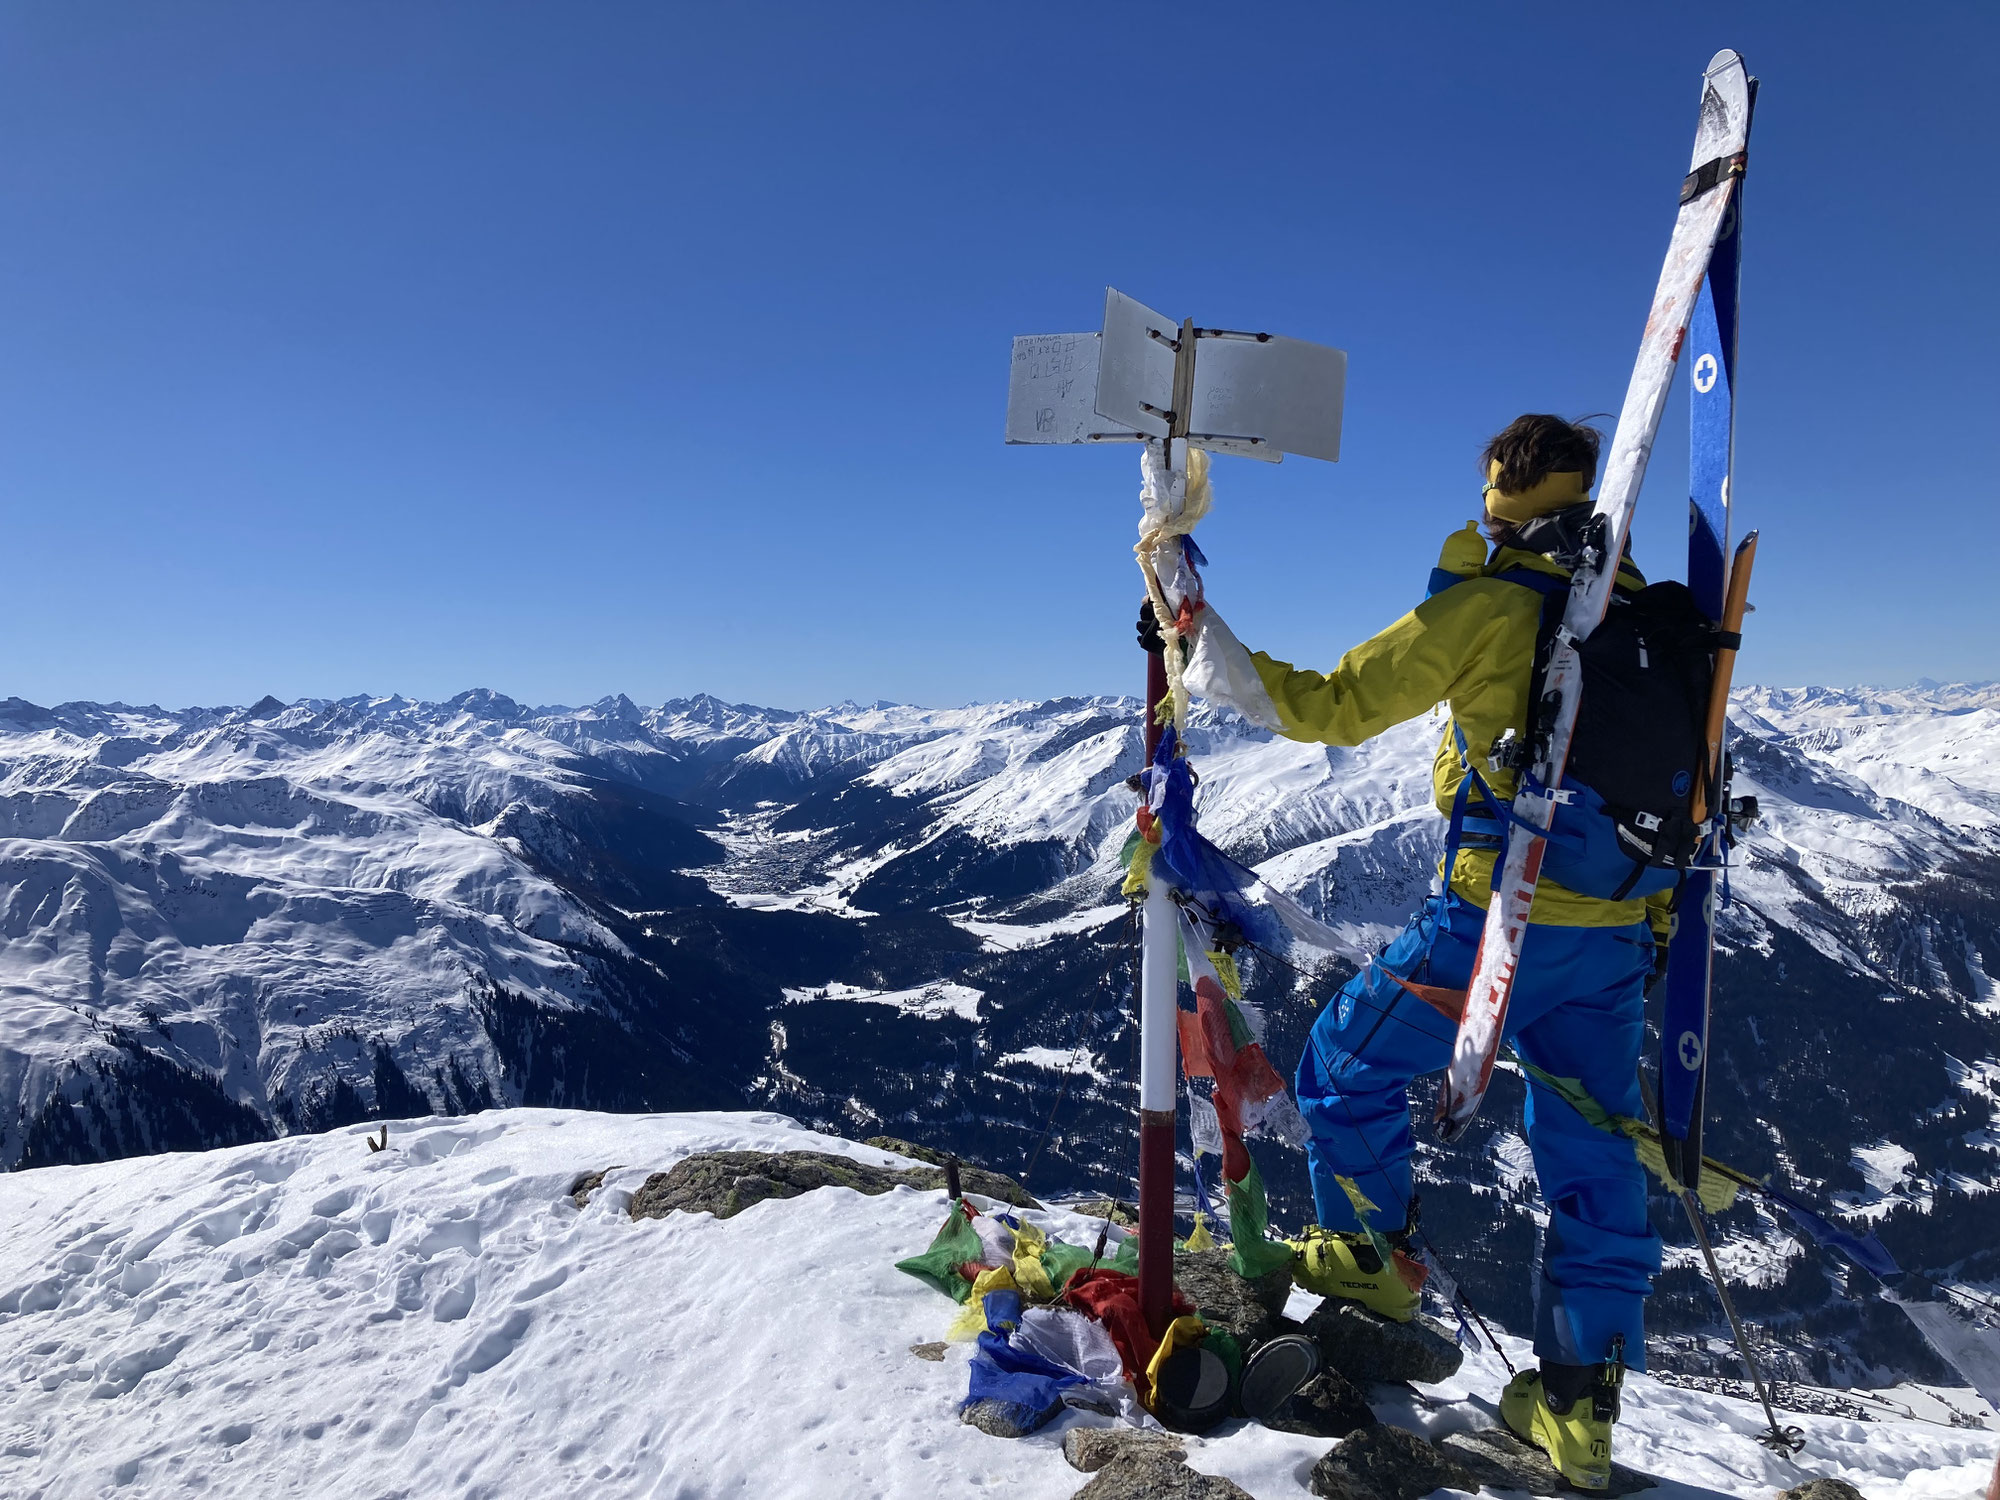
[{"x1": 1692, "y1": 49, "x2": 1754, "y2": 164}]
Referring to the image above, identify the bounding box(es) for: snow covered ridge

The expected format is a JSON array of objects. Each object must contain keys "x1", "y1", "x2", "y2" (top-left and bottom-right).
[
  {"x1": 2, "y1": 682, "x2": 1998, "y2": 1383},
  {"x1": 3, "y1": 1106, "x2": 1994, "y2": 1500}
]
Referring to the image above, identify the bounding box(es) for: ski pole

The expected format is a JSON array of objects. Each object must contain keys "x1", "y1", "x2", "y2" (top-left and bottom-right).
[
  {"x1": 1675, "y1": 1184, "x2": 1804, "y2": 1457},
  {"x1": 1639, "y1": 1065, "x2": 1801, "y2": 1456}
]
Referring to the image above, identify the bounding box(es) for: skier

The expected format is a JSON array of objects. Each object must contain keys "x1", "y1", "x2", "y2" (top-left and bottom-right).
[{"x1": 1158, "y1": 413, "x2": 1669, "y2": 1489}]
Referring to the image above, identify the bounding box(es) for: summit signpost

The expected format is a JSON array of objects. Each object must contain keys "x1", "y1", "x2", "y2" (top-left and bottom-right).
[
  {"x1": 1007, "y1": 289, "x2": 1345, "y2": 461},
  {"x1": 1006, "y1": 288, "x2": 1344, "y2": 1335}
]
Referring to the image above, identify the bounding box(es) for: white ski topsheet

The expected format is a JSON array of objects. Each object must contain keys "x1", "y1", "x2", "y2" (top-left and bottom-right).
[
  {"x1": 1439, "y1": 50, "x2": 1756, "y2": 1138},
  {"x1": 1, "y1": 1107, "x2": 1994, "y2": 1499}
]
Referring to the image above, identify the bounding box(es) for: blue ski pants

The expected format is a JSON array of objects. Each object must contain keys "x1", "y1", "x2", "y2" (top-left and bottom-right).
[{"x1": 1293, "y1": 890, "x2": 1663, "y2": 1371}]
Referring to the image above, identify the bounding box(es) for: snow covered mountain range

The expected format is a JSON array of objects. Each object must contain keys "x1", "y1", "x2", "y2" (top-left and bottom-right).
[{"x1": 2, "y1": 682, "x2": 1997, "y2": 1382}]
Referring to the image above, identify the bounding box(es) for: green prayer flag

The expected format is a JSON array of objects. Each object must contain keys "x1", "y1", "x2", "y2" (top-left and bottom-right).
[
  {"x1": 1225, "y1": 1158, "x2": 1296, "y2": 1280},
  {"x1": 1039, "y1": 1240, "x2": 1096, "y2": 1292},
  {"x1": 894, "y1": 1207, "x2": 986, "y2": 1302}
]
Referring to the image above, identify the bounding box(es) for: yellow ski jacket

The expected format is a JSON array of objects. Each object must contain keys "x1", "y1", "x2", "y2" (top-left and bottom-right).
[{"x1": 1247, "y1": 523, "x2": 1671, "y2": 934}]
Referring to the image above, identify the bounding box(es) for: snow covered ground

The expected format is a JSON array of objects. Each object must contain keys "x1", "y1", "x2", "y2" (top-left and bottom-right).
[
  {"x1": 781, "y1": 980, "x2": 986, "y2": 1021},
  {"x1": 3, "y1": 1107, "x2": 1993, "y2": 1500}
]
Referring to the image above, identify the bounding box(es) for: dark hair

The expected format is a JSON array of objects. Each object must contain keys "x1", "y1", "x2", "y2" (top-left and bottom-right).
[{"x1": 1480, "y1": 414, "x2": 1603, "y2": 492}]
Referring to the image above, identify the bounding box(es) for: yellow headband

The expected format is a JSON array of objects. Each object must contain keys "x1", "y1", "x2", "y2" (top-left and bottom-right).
[{"x1": 1482, "y1": 462, "x2": 1591, "y2": 524}]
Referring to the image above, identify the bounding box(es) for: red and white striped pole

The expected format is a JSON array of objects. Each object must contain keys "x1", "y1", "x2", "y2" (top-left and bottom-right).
[
  {"x1": 1136, "y1": 420, "x2": 1195, "y2": 1339},
  {"x1": 1136, "y1": 638, "x2": 1178, "y2": 1337}
]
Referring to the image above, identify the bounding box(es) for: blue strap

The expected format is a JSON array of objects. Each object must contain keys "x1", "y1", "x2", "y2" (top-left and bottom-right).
[
  {"x1": 1491, "y1": 565, "x2": 1571, "y2": 600},
  {"x1": 1439, "y1": 724, "x2": 1588, "y2": 910},
  {"x1": 1449, "y1": 723, "x2": 1558, "y2": 842},
  {"x1": 1440, "y1": 755, "x2": 1486, "y2": 865}
]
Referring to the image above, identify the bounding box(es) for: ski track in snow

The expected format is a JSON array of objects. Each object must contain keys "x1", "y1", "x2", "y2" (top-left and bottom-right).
[{"x1": 2, "y1": 1107, "x2": 1994, "y2": 1500}]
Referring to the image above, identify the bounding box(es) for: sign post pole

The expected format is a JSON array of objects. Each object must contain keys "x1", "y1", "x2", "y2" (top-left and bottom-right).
[
  {"x1": 1136, "y1": 703, "x2": 1178, "y2": 1334},
  {"x1": 1135, "y1": 322, "x2": 1201, "y2": 1334},
  {"x1": 1006, "y1": 290, "x2": 1344, "y2": 1339}
]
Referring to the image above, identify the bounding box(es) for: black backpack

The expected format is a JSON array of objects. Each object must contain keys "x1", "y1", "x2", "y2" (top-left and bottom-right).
[{"x1": 1501, "y1": 568, "x2": 1724, "y2": 900}]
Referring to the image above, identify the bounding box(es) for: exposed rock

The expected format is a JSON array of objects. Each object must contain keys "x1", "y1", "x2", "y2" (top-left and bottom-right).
[
  {"x1": 1068, "y1": 1195, "x2": 1139, "y2": 1228},
  {"x1": 866, "y1": 1135, "x2": 954, "y2": 1166},
  {"x1": 1438, "y1": 1426, "x2": 1657, "y2": 1497},
  {"x1": 1262, "y1": 1369, "x2": 1378, "y2": 1439},
  {"x1": 1777, "y1": 1481, "x2": 1868, "y2": 1500},
  {"x1": 629, "y1": 1151, "x2": 903, "y2": 1219},
  {"x1": 567, "y1": 1170, "x2": 608, "y2": 1208},
  {"x1": 630, "y1": 1149, "x2": 982, "y2": 1221},
  {"x1": 1062, "y1": 1427, "x2": 1186, "y2": 1473},
  {"x1": 1302, "y1": 1299, "x2": 1463, "y2": 1385},
  {"x1": 1071, "y1": 1450, "x2": 1254, "y2": 1499},
  {"x1": 961, "y1": 1397, "x2": 1059, "y2": 1439},
  {"x1": 908, "y1": 1341, "x2": 947, "y2": 1363},
  {"x1": 1174, "y1": 1247, "x2": 1293, "y2": 1345},
  {"x1": 630, "y1": 1151, "x2": 891, "y2": 1219},
  {"x1": 863, "y1": 1136, "x2": 1041, "y2": 1207},
  {"x1": 1307, "y1": 1424, "x2": 1476, "y2": 1500}
]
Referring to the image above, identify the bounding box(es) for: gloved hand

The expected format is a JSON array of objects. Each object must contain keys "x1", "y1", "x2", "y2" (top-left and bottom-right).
[
  {"x1": 1136, "y1": 600, "x2": 1166, "y2": 654},
  {"x1": 1643, "y1": 940, "x2": 1670, "y2": 999}
]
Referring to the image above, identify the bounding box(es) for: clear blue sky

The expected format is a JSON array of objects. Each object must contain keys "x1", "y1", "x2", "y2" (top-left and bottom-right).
[{"x1": 2, "y1": 3, "x2": 1993, "y2": 712}]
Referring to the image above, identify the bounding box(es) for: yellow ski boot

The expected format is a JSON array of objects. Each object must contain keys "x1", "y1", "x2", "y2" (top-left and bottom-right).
[
  {"x1": 1288, "y1": 1226, "x2": 1425, "y2": 1322},
  {"x1": 1499, "y1": 1362, "x2": 1622, "y2": 1491}
]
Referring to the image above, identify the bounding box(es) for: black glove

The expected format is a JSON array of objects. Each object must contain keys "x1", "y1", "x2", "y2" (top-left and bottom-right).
[
  {"x1": 1643, "y1": 939, "x2": 1670, "y2": 999},
  {"x1": 1136, "y1": 600, "x2": 1166, "y2": 654}
]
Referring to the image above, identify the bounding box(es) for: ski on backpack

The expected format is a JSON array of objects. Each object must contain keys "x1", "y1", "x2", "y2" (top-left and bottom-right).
[
  {"x1": 1658, "y1": 98, "x2": 1756, "y2": 1188},
  {"x1": 1435, "y1": 49, "x2": 1756, "y2": 1141},
  {"x1": 1659, "y1": 531, "x2": 1758, "y2": 1187}
]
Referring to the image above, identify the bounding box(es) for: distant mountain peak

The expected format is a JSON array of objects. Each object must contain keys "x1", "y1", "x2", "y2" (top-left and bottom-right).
[
  {"x1": 447, "y1": 688, "x2": 525, "y2": 720},
  {"x1": 588, "y1": 693, "x2": 643, "y2": 721}
]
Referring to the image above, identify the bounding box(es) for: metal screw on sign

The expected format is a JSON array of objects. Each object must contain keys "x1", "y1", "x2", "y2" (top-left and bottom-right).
[{"x1": 1005, "y1": 288, "x2": 1345, "y2": 1336}]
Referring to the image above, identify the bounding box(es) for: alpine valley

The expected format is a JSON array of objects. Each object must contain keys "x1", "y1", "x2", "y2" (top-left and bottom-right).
[{"x1": 3, "y1": 683, "x2": 1997, "y2": 1387}]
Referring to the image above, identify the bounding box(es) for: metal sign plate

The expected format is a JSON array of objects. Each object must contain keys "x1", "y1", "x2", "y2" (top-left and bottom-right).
[
  {"x1": 1093, "y1": 288, "x2": 1178, "y2": 439},
  {"x1": 1004, "y1": 333, "x2": 1143, "y2": 445},
  {"x1": 1007, "y1": 289, "x2": 1345, "y2": 463},
  {"x1": 1189, "y1": 332, "x2": 1345, "y2": 463}
]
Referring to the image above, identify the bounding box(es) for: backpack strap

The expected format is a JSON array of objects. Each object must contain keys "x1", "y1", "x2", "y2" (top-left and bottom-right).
[
  {"x1": 1435, "y1": 568, "x2": 1600, "y2": 901},
  {"x1": 1486, "y1": 567, "x2": 1573, "y2": 770},
  {"x1": 1608, "y1": 856, "x2": 1651, "y2": 903},
  {"x1": 1489, "y1": 565, "x2": 1572, "y2": 601},
  {"x1": 1441, "y1": 721, "x2": 1563, "y2": 877}
]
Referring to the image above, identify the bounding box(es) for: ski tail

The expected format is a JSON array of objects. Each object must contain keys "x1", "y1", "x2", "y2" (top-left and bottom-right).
[{"x1": 1436, "y1": 49, "x2": 1755, "y2": 1143}]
